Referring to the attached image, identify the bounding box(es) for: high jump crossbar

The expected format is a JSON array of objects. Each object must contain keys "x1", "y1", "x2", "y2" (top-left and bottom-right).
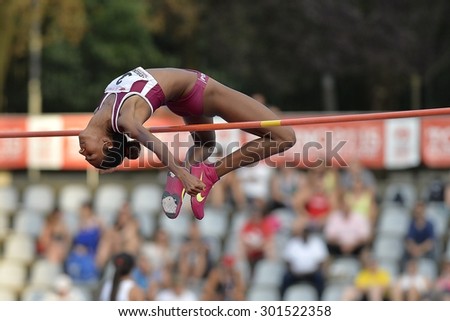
[{"x1": 0, "y1": 107, "x2": 449, "y2": 139}]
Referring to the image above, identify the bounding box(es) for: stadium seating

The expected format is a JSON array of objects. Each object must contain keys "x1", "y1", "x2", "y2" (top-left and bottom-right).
[
  {"x1": 246, "y1": 284, "x2": 280, "y2": 300},
  {"x1": 58, "y1": 184, "x2": 91, "y2": 213},
  {"x1": 130, "y1": 183, "x2": 163, "y2": 217},
  {"x1": 22, "y1": 184, "x2": 55, "y2": 215},
  {"x1": 0, "y1": 186, "x2": 19, "y2": 215},
  {"x1": 4, "y1": 233, "x2": 35, "y2": 265},
  {"x1": 252, "y1": 259, "x2": 284, "y2": 288},
  {"x1": 1, "y1": 168, "x2": 450, "y2": 302},
  {"x1": 93, "y1": 184, "x2": 128, "y2": 225},
  {"x1": 284, "y1": 283, "x2": 318, "y2": 301},
  {"x1": 0, "y1": 260, "x2": 27, "y2": 293}
]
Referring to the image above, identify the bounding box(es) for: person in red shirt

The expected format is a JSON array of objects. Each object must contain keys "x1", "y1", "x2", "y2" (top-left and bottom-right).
[{"x1": 237, "y1": 205, "x2": 278, "y2": 276}]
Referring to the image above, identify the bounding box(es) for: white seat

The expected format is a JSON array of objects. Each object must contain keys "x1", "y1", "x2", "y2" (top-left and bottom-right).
[
  {"x1": 384, "y1": 182, "x2": 416, "y2": 209},
  {"x1": 229, "y1": 211, "x2": 249, "y2": 233},
  {"x1": 63, "y1": 210, "x2": 80, "y2": 235},
  {"x1": 284, "y1": 284, "x2": 318, "y2": 301},
  {"x1": 205, "y1": 236, "x2": 223, "y2": 264},
  {"x1": 275, "y1": 232, "x2": 290, "y2": 253},
  {"x1": 0, "y1": 260, "x2": 26, "y2": 292},
  {"x1": 159, "y1": 211, "x2": 190, "y2": 239},
  {"x1": 374, "y1": 235, "x2": 404, "y2": 262},
  {"x1": 93, "y1": 184, "x2": 127, "y2": 220},
  {"x1": 94, "y1": 184, "x2": 128, "y2": 211},
  {"x1": 0, "y1": 186, "x2": 19, "y2": 215},
  {"x1": 378, "y1": 259, "x2": 400, "y2": 279},
  {"x1": 223, "y1": 231, "x2": 239, "y2": 256},
  {"x1": 322, "y1": 284, "x2": 346, "y2": 301},
  {"x1": 377, "y1": 208, "x2": 410, "y2": 237},
  {"x1": 380, "y1": 204, "x2": 410, "y2": 218},
  {"x1": 130, "y1": 183, "x2": 163, "y2": 216},
  {"x1": 13, "y1": 209, "x2": 44, "y2": 238},
  {"x1": 271, "y1": 208, "x2": 296, "y2": 234},
  {"x1": 23, "y1": 184, "x2": 55, "y2": 215},
  {"x1": 198, "y1": 207, "x2": 228, "y2": 240},
  {"x1": 426, "y1": 204, "x2": 449, "y2": 238},
  {"x1": 30, "y1": 259, "x2": 62, "y2": 288},
  {"x1": 0, "y1": 288, "x2": 16, "y2": 301},
  {"x1": 252, "y1": 259, "x2": 284, "y2": 288},
  {"x1": 247, "y1": 285, "x2": 280, "y2": 301},
  {"x1": 4, "y1": 233, "x2": 35, "y2": 265},
  {"x1": 235, "y1": 259, "x2": 251, "y2": 284},
  {"x1": 20, "y1": 286, "x2": 49, "y2": 301},
  {"x1": 328, "y1": 257, "x2": 361, "y2": 284},
  {"x1": 135, "y1": 213, "x2": 156, "y2": 239},
  {"x1": 417, "y1": 258, "x2": 438, "y2": 280},
  {"x1": 59, "y1": 184, "x2": 91, "y2": 213}
]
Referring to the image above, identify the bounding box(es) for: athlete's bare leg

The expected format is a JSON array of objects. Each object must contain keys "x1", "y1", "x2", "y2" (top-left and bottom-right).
[{"x1": 203, "y1": 79, "x2": 296, "y2": 177}]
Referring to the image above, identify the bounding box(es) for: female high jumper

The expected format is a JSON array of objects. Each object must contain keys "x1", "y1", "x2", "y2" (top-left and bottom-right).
[{"x1": 78, "y1": 67, "x2": 296, "y2": 220}]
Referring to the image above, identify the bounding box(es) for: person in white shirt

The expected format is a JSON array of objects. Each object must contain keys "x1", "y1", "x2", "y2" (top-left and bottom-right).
[
  {"x1": 280, "y1": 217, "x2": 329, "y2": 300},
  {"x1": 155, "y1": 275, "x2": 197, "y2": 301},
  {"x1": 99, "y1": 252, "x2": 145, "y2": 301},
  {"x1": 390, "y1": 259, "x2": 431, "y2": 300}
]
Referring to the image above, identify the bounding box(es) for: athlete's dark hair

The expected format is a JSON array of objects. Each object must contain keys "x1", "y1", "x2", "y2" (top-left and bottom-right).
[
  {"x1": 109, "y1": 252, "x2": 135, "y2": 301},
  {"x1": 99, "y1": 131, "x2": 141, "y2": 169}
]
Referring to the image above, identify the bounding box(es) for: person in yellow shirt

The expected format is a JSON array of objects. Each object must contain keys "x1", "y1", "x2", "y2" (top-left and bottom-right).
[{"x1": 342, "y1": 252, "x2": 391, "y2": 300}]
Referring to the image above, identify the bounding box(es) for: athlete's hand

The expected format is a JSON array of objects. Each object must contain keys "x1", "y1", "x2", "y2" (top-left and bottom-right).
[{"x1": 179, "y1": 171, "x2": 205, "y2": 196}]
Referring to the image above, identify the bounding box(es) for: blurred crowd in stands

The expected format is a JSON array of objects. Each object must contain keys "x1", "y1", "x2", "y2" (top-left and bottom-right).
[
  {"x1": 1, "y1": 154, "x2": 450, "y2": 302},
  {"x1": 0, "y1": 94, "x2": 449, "y2": 301}
]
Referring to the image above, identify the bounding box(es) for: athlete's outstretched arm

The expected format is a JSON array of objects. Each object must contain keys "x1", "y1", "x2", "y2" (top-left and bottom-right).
[{"x1": 121, "y1": 121, "x2": 205, "y2": 196}]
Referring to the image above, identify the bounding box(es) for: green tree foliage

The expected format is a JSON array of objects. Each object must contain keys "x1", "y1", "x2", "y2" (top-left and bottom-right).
[{"x1": 2, "y1": 0, "x2": 450, "y2": 113}]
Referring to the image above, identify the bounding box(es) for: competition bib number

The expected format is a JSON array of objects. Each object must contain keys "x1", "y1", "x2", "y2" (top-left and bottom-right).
[{"x1": 105, "y1": 67, "x2": 150, "y2": 92}]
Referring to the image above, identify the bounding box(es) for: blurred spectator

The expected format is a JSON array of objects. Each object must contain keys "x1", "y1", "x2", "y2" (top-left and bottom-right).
[
  {"x1": 269, "y1": 166, "x2": 305, "y2": 211},
  {"x1": 324, "y1": 192, "x2": 370, "y2": 257},
  {"x1": 73, "y1": 202, "x2": 103, "y2": 255},
  {"x1": 65, "y1": 244, "x2": 99, "y2": 285},
  {"x1": 37, "y1": 207, "x2": 72, "y2": 264},
  {"x1": 434, "y1": 260, "x2": 450, "y2": 300},
  {"x1": 391, "y1": 259, "x2": 432, "y2": 301},
  {"x1": 43, "y1": 274, "x2": 85, "y2": 301},
  {"x1": 345, "y1": 175, "x2": 378, "y2": 226},
  {"x1": 99, "y1": 252, "x2": 145, "y2": 301},
  {"x1": 155, "y1": 274, "x2": 197, "y2": 301},
  {"x1": 237, "y1": 205, "x2": 278, "y2": 276},
  {"x1": 404, "y1": 202, "x2": 436, "y2": 263},
  {"x1": 423, "y1": 178, "x2": 446, "y2": 203},
  {"x1": 202, "y1": 255, "x2": 246, "y2": 301},
  {"x1": 209, "y1": 171, "x2": 247, "y2": 210},
  {"x1": 280, "y1": 218, "x2": 328, "y2": 300},
  {"x1": 141, "y1": 228, "x2": 175, "y2": 275},
  {"x1": 97, "y1": 202, "x2": 141, "y2": 268},
  {"x1": 293, "y1": 171, "x2": 332, "y2": 230},
  {"x1": 342, "y1": 252, "x2": 391, "y2": 301},
  {"x1": 340, "y1": 158, "x2": 377, "y2": 194},
  {"x1": 237, "y1": 161, "x2": 274, "y2": 207},
  {"x1": 132, "y1": 253, "x2": 162, "y2": 300},
  {"x1": 177, "y1": 222, "x2": 212, "y2": 286}
]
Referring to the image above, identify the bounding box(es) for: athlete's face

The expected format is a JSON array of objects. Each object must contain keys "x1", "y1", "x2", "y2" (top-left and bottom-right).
[{"x1": 78, "y1": 132, "x2": 108, "y2": 168}]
